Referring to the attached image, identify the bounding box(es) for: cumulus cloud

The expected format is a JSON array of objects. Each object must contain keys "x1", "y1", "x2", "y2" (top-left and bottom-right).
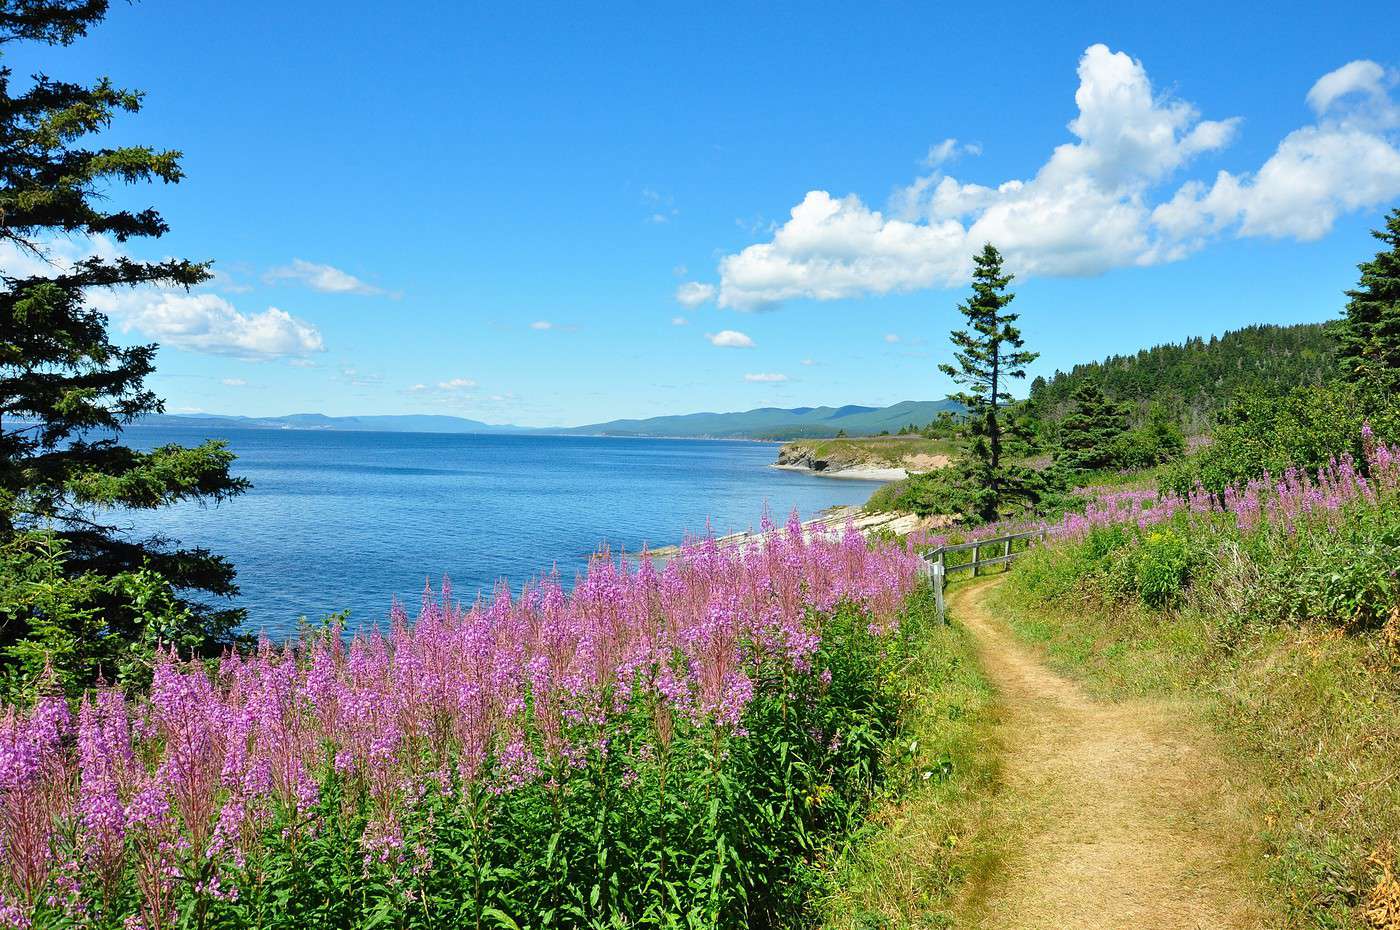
[
  {"x1": 1152, "y1": 61, "x2": 1400, "y2": 244},
  {"x1": 265, "y1": 258, "x2": 384, "y2": 295},
  {"x1": 99, "y1": 291, "x2": 324, "y2": 359},
  {"x1": 1305, "y1": 60, "x2": 1394, "y2": 117},
  {"x1": 438, "y1": 377, "x2": 478, "y2": 391},
  {"x1": 706, "y1": 329, "x2": 755, "y2": 348},
  {"x1": 530, "y1": 320, "x2": 554, "y2": 330},
  {"x1": 2, "y1": 237, "x2": 326, "y2": 359},
  {"x1": 689, "y1": 46, "x2": 1400, "y2": 310},
  {"x1": 675, "y1": 281, "x2": 717, "y2": 308},
  {"x1": 744, "y1": 372, "x2": 788, "y2": 382},
  {"x1": 671, "y1": 316, "x2": 688, "y2": 325},
  {"x1": 884, "y1": 333, "x2": 901, "y2": 343},
  {"x1": 221, "y1": 377, "x2": 248, "y2": 387}
]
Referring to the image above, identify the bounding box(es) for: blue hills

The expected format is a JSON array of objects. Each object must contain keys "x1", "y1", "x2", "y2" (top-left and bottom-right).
[{"x1": 140, "y1": 399, "x2": 962, "y2": 441}]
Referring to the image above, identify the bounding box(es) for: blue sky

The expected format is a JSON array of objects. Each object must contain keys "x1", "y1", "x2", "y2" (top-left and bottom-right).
[{"x1": 6, "y1": 0, "x2": 1400, "y2": 426}]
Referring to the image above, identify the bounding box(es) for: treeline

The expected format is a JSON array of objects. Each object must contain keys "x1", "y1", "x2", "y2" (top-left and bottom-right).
[{"x1": 1031, "y1": 322, "x2": 1337, "y2": 433}]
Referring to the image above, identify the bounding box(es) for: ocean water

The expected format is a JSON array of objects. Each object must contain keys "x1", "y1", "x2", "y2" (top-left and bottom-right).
[{"x1": 117, "y1": 427, "x2": 886, "y2": 637}]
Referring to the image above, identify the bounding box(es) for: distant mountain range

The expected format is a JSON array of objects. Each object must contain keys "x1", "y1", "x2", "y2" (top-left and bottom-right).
[
  {"x1": 140, "y1": 413, "x2": 522, "y2": 434},
  {"x1": 138, "y1": 400, "x2": 963, "y2": 441},
  {"x1": 559, "y1": 400, "x2": 963, "y2": 439}
]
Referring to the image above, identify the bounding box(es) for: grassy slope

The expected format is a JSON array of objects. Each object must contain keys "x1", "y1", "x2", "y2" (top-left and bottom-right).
[
  {"x1": 780, "y1": 436, "x2": 956, "y2": 470},
  {"x1": 989, "y1": 550, "x2": 1400, "y2": 929},
  {"x1": 819, "y1": 581, "x2": 1004, "y2": 929}
]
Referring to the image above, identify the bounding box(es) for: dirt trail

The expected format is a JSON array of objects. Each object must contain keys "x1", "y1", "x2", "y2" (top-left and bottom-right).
[{"x1": 951, "y1": 578, "x2": 1262, "y2": 930}]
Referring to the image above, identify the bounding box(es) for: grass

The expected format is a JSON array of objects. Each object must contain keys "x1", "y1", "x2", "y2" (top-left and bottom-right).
[
  {"x1": 990, "y1": 546, "x2": 1400, "y2": 929},
  {"x1": 818, "y1": 581, "x2": 1005, "y2": 930},
  {"x1": 781, "y1": 436, "x2": 957, "y2": 470}
]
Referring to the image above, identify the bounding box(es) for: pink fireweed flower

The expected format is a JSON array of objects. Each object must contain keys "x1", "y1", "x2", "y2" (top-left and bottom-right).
[
  {"x1": 0, "y1": 505, "x2": 927, "y2": 919},
  {"x1": 77, "y1": 690, "x2": 131, "y2": 885},
  {"x1": 1, "y1": 695, "x2": 72, "y2": 918}
]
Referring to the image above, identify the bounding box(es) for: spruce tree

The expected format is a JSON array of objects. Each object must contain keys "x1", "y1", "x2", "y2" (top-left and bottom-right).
[
  {"x1": 1054, "y1": 381, "x2": 1128, "y2": 473},
  {"x1": 1337, "y1": 207, "x2": 1400, "y2": 390},
  {"x1": 0, "y1": 0, "x2": 248, "y2": 690},
  {"x1": 939, "y1": 244, "x2": 1039, "y2": 520}
]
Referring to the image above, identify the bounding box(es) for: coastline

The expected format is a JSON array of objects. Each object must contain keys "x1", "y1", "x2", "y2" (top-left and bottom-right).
[
  {"x1": 646, "y1": 505, "x2": 918, "y2": 559},
  {"x1": 771, "y1": 462, "x2": 910, "y2": 481}
]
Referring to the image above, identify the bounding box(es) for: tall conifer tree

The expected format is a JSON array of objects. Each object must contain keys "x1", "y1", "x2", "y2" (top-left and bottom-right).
[
  {"x1": 1337, "y1": 207, "x2": 1400, "y2": 390},
  {"x1": 0, "y1": 0, "x2": 247, "y2": 688},
  {"x1": 939, "y1": 244, "x2": 1039, "y2": 520}
]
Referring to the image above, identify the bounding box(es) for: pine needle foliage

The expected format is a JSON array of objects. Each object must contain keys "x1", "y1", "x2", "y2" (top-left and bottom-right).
[
  {"x1": 0, "y1": 0, "x2": 248, "y2": 692},
  {"x1": 1054, "y1": 381, "x2": 1129, "y2": 474},
  {"x1": 1337, "y1": 207, "x2": 1400, "y2": 392},
  {"x1": 939, "y1": 244, "x2": 1040, "y2": 520}
]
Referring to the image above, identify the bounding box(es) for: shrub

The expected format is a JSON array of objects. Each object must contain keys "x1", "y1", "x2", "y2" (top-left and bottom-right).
[
  {"x1": 1131, "y1": 530, "x2": 1192, "y2": 607},
  {"x1": 1290, "y1": 511, "x2": 1400, "y2": 630},
  {"x1": 864, "y1": 479, "x2": 911, "y2": 513},
  {"x1": 1161, "y1": 380, "x2": 1400, "y2": 495},
  {"x1": 867, "y1": 469, "x2": 972, "y2": 518},
  {"x1": 0, "y1": 532, "x2": 211, "y2": 700},
  {"x1": 1110, "y1": 413, "x2": 1185, "y2": 470}
]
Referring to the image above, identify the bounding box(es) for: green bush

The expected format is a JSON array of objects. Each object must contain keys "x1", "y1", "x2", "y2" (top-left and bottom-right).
[
  {"x1": 1162, "y1": 380, "x2": 1400, "y2": 495},
  {"x1": 866, "y1": 469, "x2": 973, "y2": 518},
  {"x1": 864, "y1": 479, "x2": 911, "y2": 513},
  {"x1": 0, "y1": 531, "x2": 211, "y2": 699},
  {"x1": 1131, "y1": 530, "x2": 1193, "y2": 608},
  {"x1": 1110, "y1": 413, "x2": 1185, "y2": 470}
]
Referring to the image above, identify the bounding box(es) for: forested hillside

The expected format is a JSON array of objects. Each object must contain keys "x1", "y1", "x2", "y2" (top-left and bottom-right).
[{"x1": 1032, "y1": 322, "x2": 1336, "y2": 432}]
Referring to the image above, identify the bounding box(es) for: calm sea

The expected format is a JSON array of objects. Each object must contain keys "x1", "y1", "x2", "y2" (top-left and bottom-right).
[{"x1": 117, "y1": 427, "x2": 885, "y2": 637}]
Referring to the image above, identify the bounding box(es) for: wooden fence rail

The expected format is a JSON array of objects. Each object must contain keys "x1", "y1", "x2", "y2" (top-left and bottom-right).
[{"x1": 920, "y1": 528, "x2": 1047, "y2": 622}]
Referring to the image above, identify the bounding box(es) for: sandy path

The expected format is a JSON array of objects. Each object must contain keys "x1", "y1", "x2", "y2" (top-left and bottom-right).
[{"x1": 951, "y1": 578, "x2": 1262, "y2": 930}]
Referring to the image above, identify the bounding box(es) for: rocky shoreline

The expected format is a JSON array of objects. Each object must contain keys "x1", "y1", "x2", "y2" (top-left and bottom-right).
[
  {"x1": 773, "y1": 438, "x2": 950, "y2": 481},
  {"x1": 771, "y1": 462, "x2": 911, "y2": 481},
  {"x1": 646, "y1": 506, "x2": 919, "y2": 559}
]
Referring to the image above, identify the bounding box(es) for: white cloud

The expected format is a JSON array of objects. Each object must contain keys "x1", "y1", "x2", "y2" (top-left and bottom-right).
[
  {"x1": 744, "y1": 372, "x2": 788, "y2": 382},
  {"x1": 1152, "y1": 61, "x2": 1400, "y2": 244},
  {"x1": 884, "y1": 333, "x2": 901, "y2": 343},
  {"x1": 101, "y1": 291, "x2": 324, "y2": 359},
  {"x1": 671, "y1": 316, "x2": 688, "y2": 325},
  {"x1": 438, "y1": 377, "x2": 478, "y2": 391},
  {"x1": 1305, "y1": 60, "x2": 1394, "y2": 117},
  {"x1": 800, "y1": 358, "x2": 816, "y2": 366},
  {"x1": 1, "y1": 237, "x2": 326, "y2": 359},
  {"x1": 706, "y1": 330, "x2": 755, "y2": 348},
  {"x1": 221, "y1": 377, "x2": 248, "y2": 387},
  {"x1": 923, "y1": 138, "x2": 981, "y2": 167},
  {"x1": 530, "y1": 320, "x2": 554, "y2": 330},
  {"x1": 704, "y1": 46, "x2": 1400, "y2": 309},
  {"x1": 265, "y1": 258, "x2": 383, "y2": 295},
  {"x1": 675, "y1": 281, "x2": 717, "y2": 308}
]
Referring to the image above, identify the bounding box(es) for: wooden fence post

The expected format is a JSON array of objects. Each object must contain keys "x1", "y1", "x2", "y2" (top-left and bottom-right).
[
  {"x1": 1003, "y1": 536, "x2": 1012, "y2": 572},
  {"x1": 972, "y1": 542, "x2": 980, "y2": 577},
  {"x1": 932, "y1": 560, "x2": 946, "y2": 624}
]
